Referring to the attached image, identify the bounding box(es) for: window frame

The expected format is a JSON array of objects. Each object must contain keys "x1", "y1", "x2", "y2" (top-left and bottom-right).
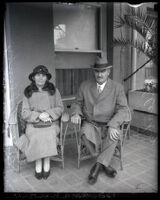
[{"x1": 52, "y1": 2, "x2": 103, "y2": 54}]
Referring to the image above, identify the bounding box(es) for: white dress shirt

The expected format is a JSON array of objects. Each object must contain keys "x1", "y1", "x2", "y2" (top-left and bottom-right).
[{"x1": 97, "y1": 81, "x2": 107, "y2": 93}]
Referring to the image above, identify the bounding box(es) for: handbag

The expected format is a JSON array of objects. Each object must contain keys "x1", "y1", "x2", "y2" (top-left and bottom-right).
[{"x1": 33, "y1": 120, "x2": 52, "y2": 128}]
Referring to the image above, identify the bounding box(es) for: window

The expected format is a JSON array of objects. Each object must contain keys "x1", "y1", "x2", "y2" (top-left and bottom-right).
[
  {"x1": 53, "y1": 3, "x2": 104, "y2": 98},
  {"x1": 145, "y1": 61, "x2": 157, "y2": 80},
  {"x1": 53, "y1": 3, "x2": 101, "y2": 53}
]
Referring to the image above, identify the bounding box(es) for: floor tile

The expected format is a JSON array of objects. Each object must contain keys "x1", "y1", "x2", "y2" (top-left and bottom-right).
[{"x1": 4, "y1": 130, "x2": 157, "y2": 193}]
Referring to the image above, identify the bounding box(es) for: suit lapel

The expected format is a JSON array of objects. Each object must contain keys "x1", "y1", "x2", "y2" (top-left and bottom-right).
[
  {"x1": 102, "y1": 78, "x2": 112, "y2": 93},
  {"x1": 89, "y1": 79, "x2": 112, "y2": 103},
  {"x1": 90, "y1": 81, "x2": 99, "y2": 100},
  {"x1": 97, "y1": 78, "x2": 112, "y2": 100}
]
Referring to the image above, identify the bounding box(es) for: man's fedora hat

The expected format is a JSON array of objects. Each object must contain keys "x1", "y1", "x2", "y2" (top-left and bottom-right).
[
  {"x1": 91, "y1": 56, "x2": 112, "y2": 70},
  {"x1": 29, "y1": 65, "x2": 52, "y2": 81}
]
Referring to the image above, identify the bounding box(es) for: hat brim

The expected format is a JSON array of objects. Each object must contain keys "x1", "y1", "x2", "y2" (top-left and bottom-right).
[
  {"x1": 29, "y1": 72, "x2": 52, "y2": 81},
  {"x1": 91, "y1": 64, "x2": 112, "y2": 70}
]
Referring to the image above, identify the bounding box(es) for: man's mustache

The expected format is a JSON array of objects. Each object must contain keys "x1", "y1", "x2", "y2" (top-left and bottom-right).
[{"x1": 97, "y1": 76, "x2": 103, "y2": 78}]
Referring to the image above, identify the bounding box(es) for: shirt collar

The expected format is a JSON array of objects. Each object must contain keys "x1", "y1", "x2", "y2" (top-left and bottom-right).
[{"x1": 97, "y1": 80, "x2": 107, "y2": 91}]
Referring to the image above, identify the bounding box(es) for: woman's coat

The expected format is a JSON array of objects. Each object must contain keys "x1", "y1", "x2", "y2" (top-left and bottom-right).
[{"x1": 16, "y1": 88, "x2": 64, "y2": 162}]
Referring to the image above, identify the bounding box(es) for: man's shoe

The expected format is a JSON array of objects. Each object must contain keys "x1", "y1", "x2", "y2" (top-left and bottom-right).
[
  {"x1": 88, "y1": 162, "x2": 103, "y2": 185},
  {"x1": 35, "y1": 171, "x2": 43, "y2": 180},
  {"x1": 43, "y1": 170, "x2": 50, "y2": 179},
  {"x1": 103, "y1": 165, "x2": 117, "y2": 178}
]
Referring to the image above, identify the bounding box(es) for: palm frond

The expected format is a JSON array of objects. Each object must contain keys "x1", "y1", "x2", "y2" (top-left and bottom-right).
[
  {"x1": 113, "y1": 37, "x2": 157, "y2": 60},
  {"x1": 114, "y1": 7, "x2": 156, "y2": 40},
  {"x1": 113, "y1": 6, "x2": 157, "y2": 65}
]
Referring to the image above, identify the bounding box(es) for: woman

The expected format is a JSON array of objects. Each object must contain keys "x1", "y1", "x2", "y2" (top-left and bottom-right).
[{"x1": 16, "y1": 65, "x2": 64, "y2": 180}]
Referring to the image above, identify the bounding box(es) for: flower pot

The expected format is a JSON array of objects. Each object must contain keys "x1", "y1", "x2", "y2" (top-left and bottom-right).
[{"x1": 128, "y1": 90, "x2": 157, "y2": 114}]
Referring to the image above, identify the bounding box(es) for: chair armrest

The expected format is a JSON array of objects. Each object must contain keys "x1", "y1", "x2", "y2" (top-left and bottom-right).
[
  {"x1": 8, "y1": 123, "x2": 19, "y2": 144},
  {"x1": 8, "y1": 108, "x2": 18, "y2": 125},
  {"x1": 8, "y1": 105, "x2": 19, "y2": 140},
  {"x1": 59, "y1": 112, "x2": 69, "y2": 146},
  {"x1": 125, "y1": 106, "x2": 132, "y2": 122}
]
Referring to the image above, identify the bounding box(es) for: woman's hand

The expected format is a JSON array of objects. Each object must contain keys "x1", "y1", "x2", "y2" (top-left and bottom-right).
[
  {"x1": 42, "y1": 117, "x2": 52, "y2": 123},
  {"x1": 39, "y1": 112, "x2": 52, "y2": 122},
  {"x1": 35, "y1": 118, "x2": 40, "y2": 123},
  {"x1": 108, "y1": 127, "x2": 120, "y2": 142}
]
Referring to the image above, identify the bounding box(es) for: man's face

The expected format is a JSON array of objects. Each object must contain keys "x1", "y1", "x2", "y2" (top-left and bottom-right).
[{"x1": 94, "y1": 68, "x2": 110, "y2": 85}]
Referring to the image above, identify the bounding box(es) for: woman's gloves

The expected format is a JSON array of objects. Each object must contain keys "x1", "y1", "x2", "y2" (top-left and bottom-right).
[{"x1": 39, "y1": 112, "x2": 52, "y2": 122}]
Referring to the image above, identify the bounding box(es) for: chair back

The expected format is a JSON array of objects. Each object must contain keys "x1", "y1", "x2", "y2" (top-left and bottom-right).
[{"x1": 17, "y1": 101, "x2": 26, "y2": 137}]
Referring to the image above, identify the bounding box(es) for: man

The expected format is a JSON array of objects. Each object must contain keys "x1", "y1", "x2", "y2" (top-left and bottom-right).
[{"x1": 71, "y1": 55, "x2": 130, "y2": 185}]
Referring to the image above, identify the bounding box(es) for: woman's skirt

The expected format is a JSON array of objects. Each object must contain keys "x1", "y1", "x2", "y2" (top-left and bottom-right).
[{"x1": 15, "y1": 123, "x2": 60, "y2": 162}]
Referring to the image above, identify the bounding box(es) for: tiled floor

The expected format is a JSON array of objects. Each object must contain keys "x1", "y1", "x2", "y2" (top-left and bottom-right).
[{"x1": 4, "y1": 130, "x2": 158, "y2": 193}]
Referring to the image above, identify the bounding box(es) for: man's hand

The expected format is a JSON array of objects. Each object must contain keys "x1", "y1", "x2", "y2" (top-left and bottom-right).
[
  {"x1": 108, "y1": 127, "x2": 120, "y2": 142},
  {"x1": 71, "y1": 114, "x2": 81, "y2": 124}
]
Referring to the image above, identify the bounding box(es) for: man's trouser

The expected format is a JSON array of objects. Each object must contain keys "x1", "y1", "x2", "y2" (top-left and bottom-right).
[{"x1": 81, "y1": 120, "x2": 121, "y2": 168}]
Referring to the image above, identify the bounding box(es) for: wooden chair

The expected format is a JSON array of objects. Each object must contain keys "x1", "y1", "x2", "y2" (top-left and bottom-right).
[
  {"x1": 73, "y1": 109, "x2": 132, "y2": 170},
  {"x1": 8, "y1": 101, "x2": 69, "y2": 173}
]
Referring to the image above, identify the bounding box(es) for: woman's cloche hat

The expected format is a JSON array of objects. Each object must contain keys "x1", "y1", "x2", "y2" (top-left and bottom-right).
[
  {"x1": 29, "y1": 65, "x2": 52, "y2": 81},
  {"x1": 91, "y1": 56, "x2": 112, "y2": 70}
]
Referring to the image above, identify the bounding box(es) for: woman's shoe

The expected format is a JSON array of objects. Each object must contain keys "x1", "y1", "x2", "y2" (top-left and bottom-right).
[
  {"x1": 43, "y1": 170, "x2": 50, "y2": 179},
  {"x1": 35, "y1": 171, "x2": 43, "y2": 180}
]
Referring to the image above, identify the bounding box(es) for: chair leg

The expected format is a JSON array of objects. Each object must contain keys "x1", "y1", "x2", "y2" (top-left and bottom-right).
[
  {"x1": 78, "y1": 158, "x2": 80, "y2": 169},
  {"x1": 62, "y1": 160, "x2": 64, "y2": 169},
  {"x1": 62, "y1": 154, "x2": 64, "y2": 169},
  {"x1": 61, "y1": 146, "x2": 64, "y2": 169},
  {"x1": 77, "y1": 131, "x2": 82, "y2": 169},
  {"x1": 78, "y1": 145, "x2": 81, "y2": 169},
  {"x1": 18, "y1": 162, "x2": 20, "y2": 173},
  {"x1": 12, "y1": 145, "x2": 20, "y2": 173},
  {"x1": 120, "y1": 159, "x2": 123, "y2": 170},
  {"x1": 119, "y1": 143, "x2": 123, "y2": 171},
  {"x1": 17, "y1": 149, "x2": 20, "y2": 173},
  {"x1": 127, "y1": 125, "x2": 130, "y2": 139}
]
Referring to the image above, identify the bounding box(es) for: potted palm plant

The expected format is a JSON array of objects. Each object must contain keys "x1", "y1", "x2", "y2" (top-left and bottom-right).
[{"x1": 113, "y1": 5, "x2": 157, "y2": 114}]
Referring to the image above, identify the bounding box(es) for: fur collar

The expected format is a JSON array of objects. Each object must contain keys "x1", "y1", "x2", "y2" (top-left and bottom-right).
[{"x1": 24, "y1": 81, "x2": 56, "y2": 98}]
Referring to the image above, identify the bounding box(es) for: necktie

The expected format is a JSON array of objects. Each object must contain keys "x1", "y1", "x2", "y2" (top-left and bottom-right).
[{"x1": 97, "y1": 85, "x2": 102, "y2": 93}]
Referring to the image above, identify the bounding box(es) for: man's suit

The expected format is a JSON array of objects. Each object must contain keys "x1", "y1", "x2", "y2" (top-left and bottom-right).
[{"x1": 72, "y1": 78, "x2": 130, "y2": 168}]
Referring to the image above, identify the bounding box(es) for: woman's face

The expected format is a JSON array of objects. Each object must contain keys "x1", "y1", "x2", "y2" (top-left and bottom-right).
[{"x1": 34, "y1": 73, "x2": 47, "y2": 87}]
